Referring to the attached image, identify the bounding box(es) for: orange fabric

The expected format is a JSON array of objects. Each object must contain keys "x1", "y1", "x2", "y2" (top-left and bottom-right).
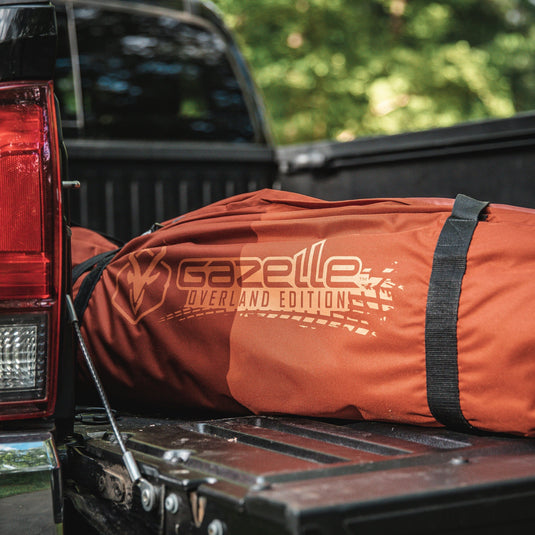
[
  {"x1": 70, "y1": 226, "x2": 117, "y2": 300},
  {"x1": 71, "y1": 189, "x2": 535, "y2": 436},
  {"x1": 71, "y1": 226, "x2": 118, "y2": 267}
]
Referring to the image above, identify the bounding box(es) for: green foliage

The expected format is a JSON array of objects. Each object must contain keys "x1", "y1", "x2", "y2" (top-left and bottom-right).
[{"x1": 212, "y1": 0, "x2": 535, "y2": 145}]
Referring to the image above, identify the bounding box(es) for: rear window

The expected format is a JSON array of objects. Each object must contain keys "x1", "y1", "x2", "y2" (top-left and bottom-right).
[{"x1": 55, "y1": 4, "x2": 255, "y2": 142}]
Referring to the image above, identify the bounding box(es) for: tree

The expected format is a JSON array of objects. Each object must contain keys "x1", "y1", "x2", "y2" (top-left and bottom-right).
[{"x1": 213, "y1": 0, "x2": 535, "y2": 145}]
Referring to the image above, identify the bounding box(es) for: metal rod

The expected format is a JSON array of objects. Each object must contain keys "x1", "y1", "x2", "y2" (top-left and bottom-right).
[{"x1": 65, "y1": 295, "x2": 142, "y2": 484}]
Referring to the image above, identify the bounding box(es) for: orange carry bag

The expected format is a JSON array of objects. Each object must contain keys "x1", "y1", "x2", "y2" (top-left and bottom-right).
[{"x1": 71, "y1": 189, "x2": 535, "y2": 437}]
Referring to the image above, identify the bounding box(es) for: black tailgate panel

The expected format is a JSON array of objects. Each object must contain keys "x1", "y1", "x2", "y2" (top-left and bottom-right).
[{"x1": 65, "y1": 414, "x2": 535, "y2": 534}]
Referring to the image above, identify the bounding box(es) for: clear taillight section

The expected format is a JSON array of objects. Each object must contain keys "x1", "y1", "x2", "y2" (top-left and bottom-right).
[
  {"x1": 0, "y1": 314, "x2": 47, "y2": 400},
  {"x1": 0, "y1": 82, "x2": 62, "y2": 420}
]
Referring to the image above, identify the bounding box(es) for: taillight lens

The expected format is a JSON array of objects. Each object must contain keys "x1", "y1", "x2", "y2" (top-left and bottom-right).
[{"x1": 0, "y1": 82, "x2": 62, "y2": 420}]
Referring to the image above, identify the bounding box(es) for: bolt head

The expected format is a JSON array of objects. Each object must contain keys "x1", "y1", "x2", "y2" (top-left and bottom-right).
[
  {"x1": 207, "y1": 519, "x2": 226, "y2": 535},
  {"x1": 138, "y1": 479, "x2": 158, "y2": 512},
  {"x1": 141, "y1": 488, "x2": 151, "y2": 505},
  {"x1": 165, "y1": 493, "x2": 180, "y2": 514}
]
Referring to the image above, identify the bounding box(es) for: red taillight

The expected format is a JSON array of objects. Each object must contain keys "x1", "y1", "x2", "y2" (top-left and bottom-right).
[{"x1": 0, "y1": 82, "x2": 62, "y2": 420}]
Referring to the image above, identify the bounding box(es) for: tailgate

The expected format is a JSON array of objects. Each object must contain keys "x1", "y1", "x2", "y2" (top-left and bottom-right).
[{"x1": 65, "y1": 414, "x2": 535, "y2": 534}]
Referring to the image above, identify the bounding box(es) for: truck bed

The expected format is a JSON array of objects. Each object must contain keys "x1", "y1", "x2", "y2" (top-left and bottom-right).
[{"x1": 65, "y1": 413, "x2": 535, "y2": 535}]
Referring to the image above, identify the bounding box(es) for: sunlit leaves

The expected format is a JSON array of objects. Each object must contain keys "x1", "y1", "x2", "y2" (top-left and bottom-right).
[{"x1": 213, "y1": 0, "x2": 535, "y2": 144}]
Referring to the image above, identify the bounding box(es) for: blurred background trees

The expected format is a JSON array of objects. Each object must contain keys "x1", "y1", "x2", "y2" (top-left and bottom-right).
[{"x1": 212, "y1": 0, "x2": 535, "y2": 145}]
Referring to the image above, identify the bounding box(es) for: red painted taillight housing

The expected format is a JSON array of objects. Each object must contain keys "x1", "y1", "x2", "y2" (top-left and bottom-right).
[{"x1": 0, "y1": 81, "x2": 62, "y2": 420}]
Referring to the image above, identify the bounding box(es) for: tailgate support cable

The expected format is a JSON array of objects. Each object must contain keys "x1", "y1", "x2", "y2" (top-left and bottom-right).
[{"x1": 65, "y1": 294, "x2": 158, "y2": 511}]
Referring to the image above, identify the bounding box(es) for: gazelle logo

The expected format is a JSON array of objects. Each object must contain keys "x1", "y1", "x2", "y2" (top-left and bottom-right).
[
  {"x1": 177, "y1": 240, "x2": 363, "y2": 289},
  {"x1": 112, "y1": 247, "x2": 172, "y2": 325},
  {"x1": 170, "y1": 240, "x2": 398, "y2": 336}
]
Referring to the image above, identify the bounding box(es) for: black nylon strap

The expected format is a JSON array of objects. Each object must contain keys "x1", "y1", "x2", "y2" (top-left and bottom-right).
[
  {"x1": 73, "y1": 249, "x2": 120, "y2": 324},
  {"x1": 425, "y1": 194, "x2": 488, "y2": 431},
  {"x1": 72, "y1": 249, "x2": 120, "y2": 284}
]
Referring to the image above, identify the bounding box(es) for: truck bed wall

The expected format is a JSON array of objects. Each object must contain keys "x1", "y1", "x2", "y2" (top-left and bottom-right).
[
  {"x1": 68, "y1": 113, "x2": 535, "y2": 244},
  {"x1": 67, "y1": 139, "x2": 277, "y2": 242},
  {"x1": 278, "y1": 113, "x2": 535, "y2": 208}
]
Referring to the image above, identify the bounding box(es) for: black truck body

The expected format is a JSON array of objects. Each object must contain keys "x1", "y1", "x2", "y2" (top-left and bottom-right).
[{"x1": 2, "y1": 2, "x2": 535, "y2": 535}]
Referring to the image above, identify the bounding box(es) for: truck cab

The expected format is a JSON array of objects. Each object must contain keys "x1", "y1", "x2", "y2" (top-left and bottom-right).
[{"x1": 53, "y1": 0, "x2": 276, "y2": 242}]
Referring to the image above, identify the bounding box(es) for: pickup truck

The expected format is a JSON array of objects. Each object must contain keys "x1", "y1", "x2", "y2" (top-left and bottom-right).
[{"x1": 2, "y1": 1, "x2": 535, "y2": 535}]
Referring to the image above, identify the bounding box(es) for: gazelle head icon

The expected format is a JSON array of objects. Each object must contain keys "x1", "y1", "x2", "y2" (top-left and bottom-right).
[{"x1": 112, "y1": 247, "x2": 171, "y2": 325}]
